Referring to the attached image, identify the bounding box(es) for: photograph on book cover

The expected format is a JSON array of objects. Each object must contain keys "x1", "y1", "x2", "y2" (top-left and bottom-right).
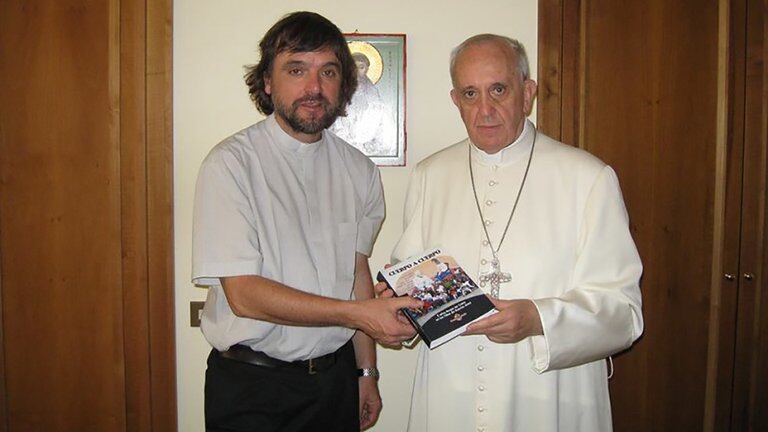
[
  {"x1": 393, "y1": 254, "x2": 485, "y2": 322},
  {"x1": 329, "y1": 33, "x2": 406, "y2": 166}
]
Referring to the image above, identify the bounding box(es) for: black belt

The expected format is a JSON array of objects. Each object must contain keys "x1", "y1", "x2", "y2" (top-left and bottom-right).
[{"x1": 219, "y1": 344, "x2": 340, "y2": 375}]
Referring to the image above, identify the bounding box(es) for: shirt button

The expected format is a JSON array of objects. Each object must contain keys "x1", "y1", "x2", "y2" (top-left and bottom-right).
[
  {"x1": 477, "y1": 345, "x2": 485, "y2": 351},
  {"x1": 485, "y1": 200, "x2": 494, "y2": 206},
  {"x1": 480, "y1": 259, "x2": 487, "y2": 265},
  {"x1": 488, "y1": 180, "x2": 497, "y2": 186},
  {"x1": 478, "y1": 428, "x2": 486, "y2": 432},
  {"x1": 477, "y1": 365, "x2": 485, "y2": 371},
  {"x1": 478, "y1": 385, "x2": 486, "y2": 391},
  {"x1": 477, "y1": 406, "x2": 486, "y2": 412},
  {"x1": 484, "y1": 219, "x2": 492, "y2": 226},
  {"x1": 482, "y1": 240, "x2": 489, "y2": 246},
  {"x1": 492, "y1": 165, "x2": 498, "y2": 171}
]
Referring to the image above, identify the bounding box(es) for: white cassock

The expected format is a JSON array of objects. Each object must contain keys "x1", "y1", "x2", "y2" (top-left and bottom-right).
[{"x1": 392, "y1": 120, "x2": 643, "y2": 432}]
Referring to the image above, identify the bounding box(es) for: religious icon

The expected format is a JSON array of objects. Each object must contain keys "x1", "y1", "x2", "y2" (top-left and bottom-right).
[{"x1": 329, "y1": 34, "x2": 406, "y2": 166}]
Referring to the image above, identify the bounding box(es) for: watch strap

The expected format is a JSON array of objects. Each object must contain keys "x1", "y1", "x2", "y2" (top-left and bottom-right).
[{"x1": 357, "y1": 367, "x2": 380, "y2": 379}]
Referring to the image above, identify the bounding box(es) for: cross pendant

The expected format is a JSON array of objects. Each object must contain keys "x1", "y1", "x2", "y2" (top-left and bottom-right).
[{"x1": 478, "y1": 259, "x2": 512, "y2": 298}]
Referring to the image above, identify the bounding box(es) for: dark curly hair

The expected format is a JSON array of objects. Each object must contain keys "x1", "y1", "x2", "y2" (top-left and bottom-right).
[{"x1": 244, "y1": 11, "x2": 358, "y2": 116}]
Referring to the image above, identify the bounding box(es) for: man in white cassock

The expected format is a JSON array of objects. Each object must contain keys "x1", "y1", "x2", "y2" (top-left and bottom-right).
[{"x1": 389, "y1": 34, "x2": 644, "y2": 431}]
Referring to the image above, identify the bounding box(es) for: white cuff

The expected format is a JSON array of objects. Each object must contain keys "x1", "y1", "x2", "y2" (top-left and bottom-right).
[{"x1": 528, "y1": 300, "x2": 551, "y2": 373}]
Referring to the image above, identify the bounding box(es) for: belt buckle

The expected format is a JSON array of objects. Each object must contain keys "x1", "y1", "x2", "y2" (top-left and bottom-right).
[{"x1": 308, "y1": 357, "x2": 316, "y2": 375}]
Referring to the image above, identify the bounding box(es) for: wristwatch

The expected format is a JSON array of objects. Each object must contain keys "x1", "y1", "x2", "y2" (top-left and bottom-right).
[{"x1": 357, "y1": 367, "x2": 380, "y2": 380}]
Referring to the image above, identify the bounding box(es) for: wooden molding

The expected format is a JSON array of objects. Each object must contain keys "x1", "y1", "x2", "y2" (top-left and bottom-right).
[
  {"x1": 537, "y1": 0, "x2": 581, "y2": 146},
  {"x1": 146, "y1": 0, "x2": 178, "y2": 430}
]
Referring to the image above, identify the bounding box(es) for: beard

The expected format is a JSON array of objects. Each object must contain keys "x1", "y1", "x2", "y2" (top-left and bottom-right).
[{"x1": 273, "y1": 94, "x2": 343, "y2": 135}]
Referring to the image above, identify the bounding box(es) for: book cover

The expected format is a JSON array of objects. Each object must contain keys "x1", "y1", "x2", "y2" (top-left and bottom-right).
[{"x1": 377, "y1": 248, "x2": 498, "y2": 349}]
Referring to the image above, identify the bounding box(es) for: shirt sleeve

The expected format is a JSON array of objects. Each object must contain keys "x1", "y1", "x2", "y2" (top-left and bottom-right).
[
  {"x1": 528, "y1": 166, "x2": 644, "y2": 372},
  {"x1": 356, "y1": 165, "x2": 385, "y2": 256},
  {"x1": 191, "y1": 148, "x2": 263, "y2": 287},
  {"x1": 391, "y1": 164, "x2": 427, "y2": 263}
]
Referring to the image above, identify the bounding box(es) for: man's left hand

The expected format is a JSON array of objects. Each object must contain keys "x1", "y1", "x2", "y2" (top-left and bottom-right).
[
  {"x1": 358, "y1": 376, "x2": 382, "y2": 430},
  {"x1": 464, "y1": 299, "x2": 543, "y2": 343},
  {"x1": 373, "y1": 280, "x2": 394, "y2": 299}
]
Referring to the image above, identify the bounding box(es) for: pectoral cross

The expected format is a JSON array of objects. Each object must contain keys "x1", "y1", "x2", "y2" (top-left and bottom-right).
[{"x1": 478, "y1": 259, "x2": 512, "y2": 299}]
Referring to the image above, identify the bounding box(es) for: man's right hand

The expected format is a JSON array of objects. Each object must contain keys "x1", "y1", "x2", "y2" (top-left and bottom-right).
[{"x1": 352, "y1": 296, "x2": 421, "y2": 348}]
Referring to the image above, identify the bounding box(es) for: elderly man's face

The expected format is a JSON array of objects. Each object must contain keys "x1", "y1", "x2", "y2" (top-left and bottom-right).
[
  {"x1": 450, "y1": 41, "x2": 537, "y2": 154},
  {"x1": 265, "y1": 48, "x2": 343, "y2": 143}
]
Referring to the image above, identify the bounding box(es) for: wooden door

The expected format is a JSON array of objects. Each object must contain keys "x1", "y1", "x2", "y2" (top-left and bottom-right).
[
  {"x1": 723, "y1": 0, "x2": 768, "y2": 429},
  {"x1": 539, "y1": 0, "x2": 767, "y2": 430},
  {"x1": 0, "y1": 1, "x2": 175, "y2": 431}
]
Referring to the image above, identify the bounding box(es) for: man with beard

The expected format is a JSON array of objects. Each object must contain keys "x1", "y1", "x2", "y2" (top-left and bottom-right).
[{"x1": 192, "y1": 12, "x2": 419, "y2": 432}]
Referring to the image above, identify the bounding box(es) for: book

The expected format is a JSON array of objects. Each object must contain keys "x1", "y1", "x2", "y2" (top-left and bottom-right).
[{"x1": 377, "y1": 248, "x2": 498, "y2": 349}]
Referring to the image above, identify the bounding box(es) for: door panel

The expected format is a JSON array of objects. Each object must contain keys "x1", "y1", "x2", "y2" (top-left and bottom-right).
[
  {"x1": 0, "y1": 1, "x2": 175, "y2": 430},
  {"x1": 731, "y1": 0, "x2": 767, "y2": 429},
  {"x1": 0, "y1": 2, "x2": 125, "y2": 429},
  {"x1": 581, "y1": 2, "x2": 720, "y2": 430}
]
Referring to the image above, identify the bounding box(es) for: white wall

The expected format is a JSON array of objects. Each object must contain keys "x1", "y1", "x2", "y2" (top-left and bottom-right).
[{"x1": 174, "y1": 1, "x2": 537, "y2": 430}]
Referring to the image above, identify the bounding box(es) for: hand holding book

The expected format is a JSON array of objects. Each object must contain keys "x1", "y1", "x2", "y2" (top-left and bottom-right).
[
  {"x1": 376, "y1": 248, "x2": 498, "y2": 349},
  {"x1": 464, "y1": 298, "x2": 543, "y2": 344},
  {"x1": 352, "y1": 296, "x2": 422, "y2": 348},
  {"x1": 374, "y1": 276, "x2": 394, "y2": 299}
]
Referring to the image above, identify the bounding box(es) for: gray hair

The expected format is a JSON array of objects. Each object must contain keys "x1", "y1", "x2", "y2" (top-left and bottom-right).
[{"x1": 449, "y1": 34, "x2": 530, "y2": 86}]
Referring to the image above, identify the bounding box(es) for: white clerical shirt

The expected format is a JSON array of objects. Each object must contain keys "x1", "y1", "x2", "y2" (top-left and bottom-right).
[
  {"x1": 192, "y1": 115, "x2": 385, "y2": 362},
  {"x1": 392, "y1": 119, "x2": 643, "y2": 431}
]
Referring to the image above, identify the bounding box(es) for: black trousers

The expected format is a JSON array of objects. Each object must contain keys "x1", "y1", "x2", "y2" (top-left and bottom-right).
[{"x1": 205, "y1": 342, "x2": 359, "y2": 432}]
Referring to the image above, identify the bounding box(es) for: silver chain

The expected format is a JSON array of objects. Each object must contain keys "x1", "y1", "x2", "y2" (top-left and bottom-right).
[{"x1": 468, "y1": 128, "x2": 537, "y2": 260}]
